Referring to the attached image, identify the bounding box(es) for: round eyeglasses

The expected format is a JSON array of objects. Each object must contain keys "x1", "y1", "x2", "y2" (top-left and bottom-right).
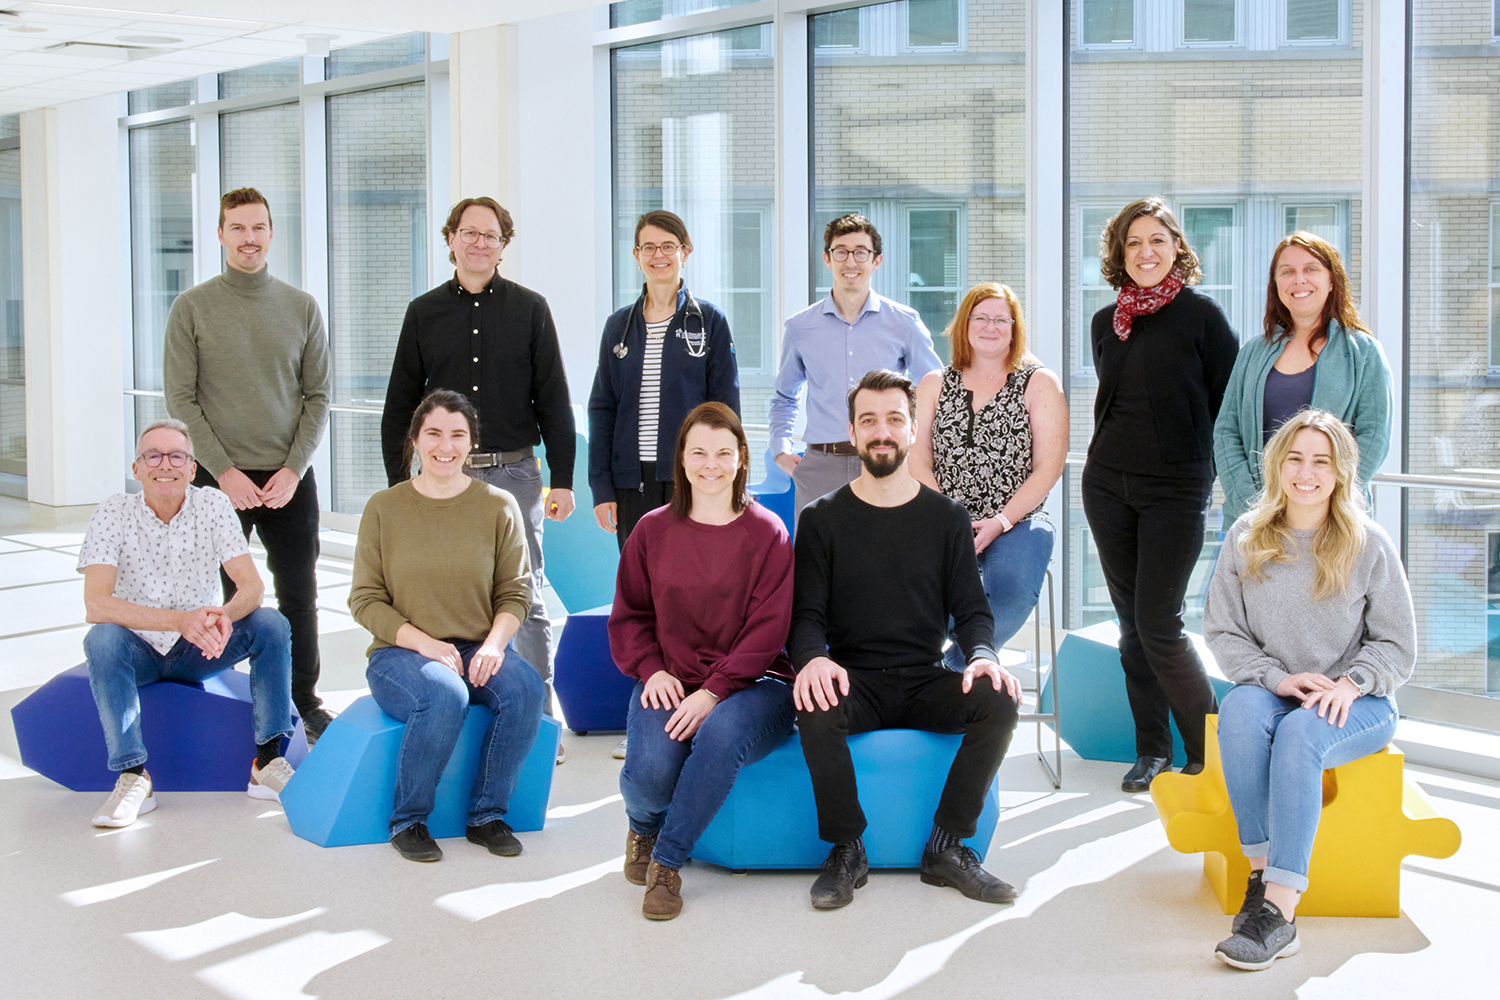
[
  {"x1": 456, "y1": 228, "x2": 506, "y2": 248},
  {"x1": 636, "y1": 242, "x2": 683, "y2": 257},
  {"x1": 137, "y1": 450, "x2": 194, "y2": 468}
]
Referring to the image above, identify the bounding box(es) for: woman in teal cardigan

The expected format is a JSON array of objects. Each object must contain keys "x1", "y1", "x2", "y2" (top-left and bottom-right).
[{"x1": 1213, "y1": 232, "x2": 1392, "y2": 523}]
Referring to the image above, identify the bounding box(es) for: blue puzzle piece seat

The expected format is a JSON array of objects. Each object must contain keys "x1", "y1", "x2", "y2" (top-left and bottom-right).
[
  {"x1": 539, "y1": 428, "x2": 620, "y2": 614},
  {"x1": 280, "y1": 695, "x2": 560, "y2": 847},
  {"x1": 690, "y1": 728, "x2": 1000, "y2": 870},
  {"x1": 1039, "y1": 619, "x2": 1233, "y2": 766},
  {"x1": 553, "y1": 605, "x2": 634, "y2": 734},
  {"x1": 11, "y1": 662, "x2": 302, "y2": 791}
]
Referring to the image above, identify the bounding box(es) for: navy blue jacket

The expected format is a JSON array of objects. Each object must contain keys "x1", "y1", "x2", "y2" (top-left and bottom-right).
[{"x1": 587, "y1": 284, "x2": 740, "y2": 504}]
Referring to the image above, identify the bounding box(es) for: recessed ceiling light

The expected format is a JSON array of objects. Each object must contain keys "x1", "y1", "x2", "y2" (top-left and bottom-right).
[
  {"x1": 11, "y1": 25, "x2": 47, "y2": 33},
  {"x1": 116, "y1": 34, "x2": 183, "y2": 44}
]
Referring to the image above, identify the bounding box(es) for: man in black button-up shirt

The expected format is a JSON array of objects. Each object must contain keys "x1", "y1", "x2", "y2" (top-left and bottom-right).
[{"x1": 381, "y1": 197, "x2": 576, "y2": 725}]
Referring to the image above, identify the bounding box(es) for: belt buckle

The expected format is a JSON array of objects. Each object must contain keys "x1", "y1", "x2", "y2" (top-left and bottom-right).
[{"x1": 465, "y1": 452, "x2": 500, "y2": 470}]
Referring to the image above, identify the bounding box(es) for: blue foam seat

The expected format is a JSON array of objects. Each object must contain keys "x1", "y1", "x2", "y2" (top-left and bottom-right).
[
  {"x1": 690, "y1": 728, "x2": 1000, "y2": 870},
  {"x1": 552, "y1": 605, "x2": 634, "y2": 734},
  {"x1": 1039, "y1": 619, "x2": 1233, "y2": 766},
  {"x1": 280, "y1": 695, "x2": 560, "y2": 847},
  {"x1": 10, "y1": 662, "x2": 303, "y2": 792},
  {"x1": 539, "y1": 428, "x2": 620, "y2": 614}
]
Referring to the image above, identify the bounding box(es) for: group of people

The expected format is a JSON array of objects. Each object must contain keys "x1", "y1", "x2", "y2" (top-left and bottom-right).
[{"x1": 75, "y1": 189, "x2": 1415, "y2": 970}]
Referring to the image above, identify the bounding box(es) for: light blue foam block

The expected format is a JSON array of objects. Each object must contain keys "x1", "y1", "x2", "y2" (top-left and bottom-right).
[
  {"x1": 690, "y1": 729, "x2": 1000, "y2": 870},
  {"x1": 539, "y1": 429, "x2": 620, "y2": 614},
  {"x1": 281, "y1": 695, "x2": 560, "y2": 847},
  {"x1": 1038, "y1": 619, "x2": 1233, "y2": 766}
]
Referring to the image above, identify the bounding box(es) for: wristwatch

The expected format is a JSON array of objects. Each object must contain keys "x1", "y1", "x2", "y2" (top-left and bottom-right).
[{"x1": 1343, "y1": 668, "x2": 1370, "y2": 694}]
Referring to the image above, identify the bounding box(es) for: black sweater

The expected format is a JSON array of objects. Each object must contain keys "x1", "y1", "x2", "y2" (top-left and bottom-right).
[
  {"x1": 790, "y1": 484, "x2": 997, "y2": 671},
  {"x1": 1088, "y1": 287, "x2": 1239, "y2": 476}
]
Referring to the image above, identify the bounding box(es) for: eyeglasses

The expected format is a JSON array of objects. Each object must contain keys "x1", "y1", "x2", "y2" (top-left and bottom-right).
[
  {"x1": 137, "y1": 450, "x2": 193, "y2": 468},
  {"x1": 636, "y1": 242, "x2": 684, "y2": 257},
  {"x1": 456, "y1": 228, "x2": 506, "y2": 248},
  {"x1": 969, "y1": 315, "x2": 1015, "y2": 328},
  {"x1": 828, "y1": 247, "x2": 874, "y2": 263}
]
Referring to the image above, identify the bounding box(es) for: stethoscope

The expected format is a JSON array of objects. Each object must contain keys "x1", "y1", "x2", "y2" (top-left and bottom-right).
[{"x1": 612, "y1": 284, "x2": 707, "y2": 360}]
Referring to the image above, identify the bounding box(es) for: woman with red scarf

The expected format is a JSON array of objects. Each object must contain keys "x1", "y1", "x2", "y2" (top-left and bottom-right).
[{"x1": 1081, "y1": 197, "x2": 1240, "y2": 793}]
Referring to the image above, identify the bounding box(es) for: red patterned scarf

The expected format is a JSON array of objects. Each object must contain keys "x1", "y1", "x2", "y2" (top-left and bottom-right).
[{"x1": 1112, "y1": 269, "x2": 1185, "y2": 341}]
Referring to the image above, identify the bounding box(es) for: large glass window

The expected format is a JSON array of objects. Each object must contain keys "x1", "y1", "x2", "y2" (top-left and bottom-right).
[
  {"x1": 1408, "y1": 1, "x2": 1500, "y2": 698},
  {"x1": 220, "y1": 103, "x2": 303, "y2": 289},
  {"x1": 128, "y1": 80, "x2": 195, "y2": 115},
  {"x1": 327, "y1": 35, "x2": 425, "y2": 79},
  {"x1": 612, "y1": 25, "x2": 776, "y2": 459},
  {"x1": 812, "y1": 0, "x2": 1024, "y2": 368},
  {"x1": 127, "y1": 121, "x2": 194, "y2": 434},
  {"x1": 219, "y1": 59, "x2": 301, "y2": 100},
  {"x1": 1065, "y1": 0, "x2": 1365, "y2": 631},
  {"x1": 1286, "y1": 0, "x2": 1340, "y2": 42},
  {"x1": 0, "y1": 137, "x2": 22, "y2": 480},
  {"x1": 611, "y1": 0, "x2": 764, "y2": 29},
  {"x1": 327, "y1": 83, "x2": 428, "y2": 515}
]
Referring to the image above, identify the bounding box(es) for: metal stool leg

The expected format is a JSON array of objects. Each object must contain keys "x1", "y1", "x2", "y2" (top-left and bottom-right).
[{"x1": 1014, "y1": 569, "x2": 1061, "y2": 788}]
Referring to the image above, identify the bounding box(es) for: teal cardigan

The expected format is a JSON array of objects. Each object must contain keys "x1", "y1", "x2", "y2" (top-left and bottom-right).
[{"x1": 1212, "y1": 322, "x2": 1393, "y2": 523}]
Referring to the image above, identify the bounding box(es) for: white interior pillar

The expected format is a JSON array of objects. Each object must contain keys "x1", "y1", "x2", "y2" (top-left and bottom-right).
[{"x1": 448, "y1": 24, "x2": 522, "y2": 279}]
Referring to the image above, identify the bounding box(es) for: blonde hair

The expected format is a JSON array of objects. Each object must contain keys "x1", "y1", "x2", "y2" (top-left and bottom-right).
[{"x1": 1237, "y1": 410, "x2": 1366, "y2": 600}]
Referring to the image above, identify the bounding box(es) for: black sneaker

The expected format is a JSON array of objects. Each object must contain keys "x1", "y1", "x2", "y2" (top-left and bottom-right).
[
  {"x1": 300, "y1": 707, "x2": 337, "y2": 746},
  {"x1": 920, "y1": 845, "x2": 1018, "y2": 903},
  {"x1": 1233, "y1": 869, "x2": 1267, "y2": 934},
  {"x1": 1215, "y1": 900, "x2": 1299, "y2": 971},
  {"x1": 391, "y1": 823, "x2": 441, "y2": 862},
  {"x1": 466, "y1": 819, "x2": 522, "y2": 857},
  {"x1": 810, "y1": 841, "x2": 868, "y2": 909}
]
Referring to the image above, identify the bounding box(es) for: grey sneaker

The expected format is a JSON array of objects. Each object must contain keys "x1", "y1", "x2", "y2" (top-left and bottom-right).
[
  {"x1": 1216, "y1": 900, "x2": 1299, "y2": 971},
  {"x1": 248, "y1": 757, "x2": 295, "y2": 801},
  {"x1": 1232, "y1": 869, "x2": 1267, "y2": 934},
  {"x1": 93, "y1": 770, "x2": 156, "y2": 827},
  {"x1": 613, "y1": 738, "x2": 628, "y2": 760}
]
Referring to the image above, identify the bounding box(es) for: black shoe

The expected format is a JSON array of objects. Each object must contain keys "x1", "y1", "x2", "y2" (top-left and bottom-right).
[
  {"x1": 300, "y1": 707, "x2": 337, "y2": 746},
  {"x1": 920, "y1": 845, "x2": 1018, "y2": 903},
  {"x1": 810, "y1": 841, "x2": 868, "y2": 910},
  {"x1": 1121, "y1": 756, "x2": 1173, "y2": 792},
  {"x1": 391, "y1": 823, "x2": 441, "y2": 862},
  {"x1": 466, "y1": 819, "x2": 522, "y2": 857},
  {"x1": 1232, "y1": 869, "x2": 1267, "y2": 934},
  {"x1": 1181, "y1": 762, "x2": 1206, "y2": 776}
]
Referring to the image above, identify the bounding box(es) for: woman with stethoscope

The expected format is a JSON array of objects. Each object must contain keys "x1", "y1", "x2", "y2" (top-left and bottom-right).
[{"x1": 589, "y1": 210, "x2": 741, "y2": 551}]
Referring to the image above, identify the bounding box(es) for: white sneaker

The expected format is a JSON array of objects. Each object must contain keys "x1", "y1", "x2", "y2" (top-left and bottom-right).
[
  {"x1": 613, "y1": 738, "x2": 628, "y2": 760},
  {"x1": 248, "y1": 757, "x2": 295, "y2": 801},
  {"x1": 93, "y1": 771, "x2": 156, "y2": 827}
]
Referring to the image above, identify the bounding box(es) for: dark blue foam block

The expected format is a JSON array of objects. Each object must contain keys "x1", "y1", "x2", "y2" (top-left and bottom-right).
[
  {"x1": 280, "y1": 695, "x2": 560, "y2": 848},
  {"x1": 1038, "y1": 619, "x2": 1234, "y2": 766},
  {"x1": 11, "y1": 662, "x2": 302, "y2": 792},
  {"x1": 749, "y1": 485, "x2": 795, "y2": 540},
  {"x1": 691, "y1": 729, "x2": 1000, "y2": 870},
  {"x1": 538, "y1": 431, "x2": 620, "y2": 615},
  {"x1": 553, "y1": 605, "x2": 634, "y2": 733}
]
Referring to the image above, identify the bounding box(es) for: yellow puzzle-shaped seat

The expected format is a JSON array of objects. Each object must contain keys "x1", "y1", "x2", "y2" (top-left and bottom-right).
[{"x1": 1150, "y1": 715, "x2": 1462, "y2": 918}]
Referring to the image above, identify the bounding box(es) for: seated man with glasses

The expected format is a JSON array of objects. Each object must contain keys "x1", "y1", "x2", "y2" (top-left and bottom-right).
[
  {"x1": 771, "y1": 213, "x2": 943, "y2": 523},
  {"x1": 77, "y1": 418, "x2": 295, "y2": 828}
]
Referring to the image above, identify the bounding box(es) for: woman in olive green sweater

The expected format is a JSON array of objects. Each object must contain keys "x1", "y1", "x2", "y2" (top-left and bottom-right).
[{"x1": 348, "y1": 390, "x2": 544, "y2": 863}]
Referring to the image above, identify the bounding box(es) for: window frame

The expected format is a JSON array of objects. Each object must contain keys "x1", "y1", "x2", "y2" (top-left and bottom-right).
[
  {"x1": 1076, "y1": 0, "x2": 1139, "y2": 52},
  {"x1": 1177, "y1": 0, "x2": 1240, "y2": 50}
]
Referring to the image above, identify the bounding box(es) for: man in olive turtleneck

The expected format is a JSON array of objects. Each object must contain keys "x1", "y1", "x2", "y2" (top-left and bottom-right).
[{"x1": 163, "y1": 188, "x2": 333, "y2": 741}]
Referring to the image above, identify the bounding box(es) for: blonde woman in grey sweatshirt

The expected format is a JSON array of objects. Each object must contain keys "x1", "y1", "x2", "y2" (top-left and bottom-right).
[{"x1": 1205, "y1": 409, "x2": 1415, "y2": 972}]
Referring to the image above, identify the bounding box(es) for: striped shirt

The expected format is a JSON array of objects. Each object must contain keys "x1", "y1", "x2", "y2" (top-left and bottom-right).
[{"x1": 637, "y1": 318, "x2": 670, "y2": 462}]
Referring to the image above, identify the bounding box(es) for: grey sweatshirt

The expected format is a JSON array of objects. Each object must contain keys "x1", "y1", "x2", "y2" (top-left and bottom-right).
[
  {"x1": 1205, "y1": 516, "x2": 1416, "y2": 698},
  {"x1": 163, "y1": 266, "x2": 331, "y2": 478}
]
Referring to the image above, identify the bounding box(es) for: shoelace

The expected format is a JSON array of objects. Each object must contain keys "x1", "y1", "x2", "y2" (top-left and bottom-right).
[
  {"x1": 823, "y1": 845, "x2": 859, "y2": 873},
  {"x1": 649, "y1": 864, "x2": 677, "y2": 889}
]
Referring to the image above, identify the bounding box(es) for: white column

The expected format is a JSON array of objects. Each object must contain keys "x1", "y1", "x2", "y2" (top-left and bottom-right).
[
  {"x1": 776, "y1": 7, "x2": 810, "y2": 327},
  {"x1": 448, "y1": 25, "x2": 522, "y2": 279},
  {"x1": 20, "y1": 96, "x2": 126, "y2": 508}
]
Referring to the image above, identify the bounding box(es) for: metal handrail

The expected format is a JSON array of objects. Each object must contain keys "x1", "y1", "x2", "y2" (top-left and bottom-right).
[{"x1": 1063, "y1": 452, "x2": 1500, "y2": 494}]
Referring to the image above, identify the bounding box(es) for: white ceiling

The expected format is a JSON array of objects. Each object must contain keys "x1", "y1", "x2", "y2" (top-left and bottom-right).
[{"x1": 0, "y1": 0, "x2": 599, "y2": 116}]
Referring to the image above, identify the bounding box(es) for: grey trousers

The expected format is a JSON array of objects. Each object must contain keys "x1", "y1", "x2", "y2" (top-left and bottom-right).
[
  {"x1": 472, "y1": 458, "x2": 555, "y2": 716},
  {"x1": 791, "y1": 450, "x2": 863, "y2": 528}
]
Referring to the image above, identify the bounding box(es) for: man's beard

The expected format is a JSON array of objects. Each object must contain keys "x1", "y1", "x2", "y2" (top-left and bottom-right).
[{"x1": 858, "y1": 439, "x2": 906, "y2": 479}]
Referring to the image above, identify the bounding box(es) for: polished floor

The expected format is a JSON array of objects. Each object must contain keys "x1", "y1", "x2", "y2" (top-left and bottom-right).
[{"x1": 0, "y1": 495, "x2": 1495, "y2": 1000}]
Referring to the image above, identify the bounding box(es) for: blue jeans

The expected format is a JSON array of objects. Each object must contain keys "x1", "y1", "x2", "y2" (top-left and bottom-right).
[
  {"x1": 1217, "y1": 683, "x2": 1399, "y2": 892},
  {"x1": 943, "y1": 517, "x2": 1055, "y2": 670},
  {"x1": 619, "y1": 677, "x2": 795, "y2": 869},
  {"x1": 366, "y1": 642, "x2": 545, "y2": 837},
  {"x1": 84, "y1": 608, "x2": 294, "y2": 771}
]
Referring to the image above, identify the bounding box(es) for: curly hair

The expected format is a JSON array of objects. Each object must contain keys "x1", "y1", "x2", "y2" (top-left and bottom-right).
[
  {"x1": 1097, "y1": 196, "x2": 1202, "y2": 289},
  {"x1": 442, "y1": 197, "x2": 514, "y2": 266}
]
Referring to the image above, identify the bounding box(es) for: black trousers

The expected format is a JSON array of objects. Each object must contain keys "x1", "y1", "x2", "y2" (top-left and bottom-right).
[
  {"x1": 797, "y1": 664, "x2": 1018, "y2": 845},
  {"x1": 1080, "y1": 464, "x2": 1217, "y2": 763},
  {"x1": 613, "y1": 461, "x2": 674, "y2": 552},
  {"x1": 195, "y1": 466, "x2": 323, "y2": 714}
]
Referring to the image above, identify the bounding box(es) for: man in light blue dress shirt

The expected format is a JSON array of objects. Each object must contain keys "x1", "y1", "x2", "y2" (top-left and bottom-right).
[{"x1": 770, "y1": 214, "x2": 943, "y2": 522}]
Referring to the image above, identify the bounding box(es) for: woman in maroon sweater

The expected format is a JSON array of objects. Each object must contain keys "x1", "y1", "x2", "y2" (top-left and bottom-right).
[{"x1": 610, "y1": 402, "x2": 795, "y2": 921}]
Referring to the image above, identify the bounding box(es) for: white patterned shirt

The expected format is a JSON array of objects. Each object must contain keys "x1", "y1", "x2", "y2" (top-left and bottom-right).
[{"x1": 76, "y1": 486, "x2": 249, "y2": 654}]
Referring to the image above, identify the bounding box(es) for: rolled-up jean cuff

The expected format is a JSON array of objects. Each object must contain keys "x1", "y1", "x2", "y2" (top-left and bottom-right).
[
  {"x1": 1240, "y1": 840, "x2": 1270, "y2": 858},
  {"x1": 390, "y1": 817, "x2": 423, "y2": 838},
  {"x1": 1264, "y1": 865, "x2": 1309, "y2": 894}
]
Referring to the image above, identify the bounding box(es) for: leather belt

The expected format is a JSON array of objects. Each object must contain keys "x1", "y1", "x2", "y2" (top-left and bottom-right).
[
  {"x1": 465, "y1": 446, "x2": 533, "y2": 469},
  {"x1": 806, "y1": 441, "x2": 858, "y2": 456}
]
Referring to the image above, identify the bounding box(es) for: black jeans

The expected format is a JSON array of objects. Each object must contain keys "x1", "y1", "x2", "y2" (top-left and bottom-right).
[
  {"x1": 1080, "y1": 464, "x2": 1217, "y2": 763},
  {"x1": 614, "y1": 461, "x2": 674, "y2": 552},
  {"x1": 195, "y1": 466, "x2": 323, "y2": 714},
  {"x1": 797, "y1": 664, "x2": 1018, "y2": 844}
]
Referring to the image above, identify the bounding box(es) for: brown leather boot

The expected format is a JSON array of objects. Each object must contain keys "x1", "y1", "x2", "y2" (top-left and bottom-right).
[
  {"x1": 625, "y1": 829, "x2": 657, "y2": 886},
  {"x1": 642, "y1": 860, "x2": 683, "y2": 920}
]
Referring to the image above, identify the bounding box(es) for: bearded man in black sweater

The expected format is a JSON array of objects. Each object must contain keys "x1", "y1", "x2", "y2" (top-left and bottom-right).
[{"x1": 791, "y1": 369, "x2": 1022, "y2": 910}]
